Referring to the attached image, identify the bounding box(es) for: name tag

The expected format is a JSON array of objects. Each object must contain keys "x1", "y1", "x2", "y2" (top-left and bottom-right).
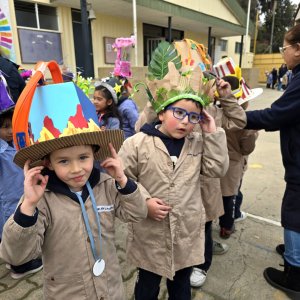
[{"x1": 97, "y1": 205, "x2": 114, "y2": 213}]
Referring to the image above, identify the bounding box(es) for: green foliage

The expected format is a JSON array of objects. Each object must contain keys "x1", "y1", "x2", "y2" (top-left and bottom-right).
[
  {"x1": 148, "y1": 41, "x2": 182, "y2": 80},
  {"x1": 74, "y1": 73, "x2": 95, "y2": 97}
]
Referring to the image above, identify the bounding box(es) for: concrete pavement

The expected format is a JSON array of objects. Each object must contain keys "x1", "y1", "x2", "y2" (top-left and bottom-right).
[{"x1": 0, "y1": 86, "x2": 292, "y2": 299}]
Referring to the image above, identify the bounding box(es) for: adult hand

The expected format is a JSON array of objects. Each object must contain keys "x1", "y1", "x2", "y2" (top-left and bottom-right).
[
  {"x1": 101, "y1": 143, "x2": 127, "y2": 188},
  {"x1": 147, "y1": 198, "x2": 172, "y2": 221}
]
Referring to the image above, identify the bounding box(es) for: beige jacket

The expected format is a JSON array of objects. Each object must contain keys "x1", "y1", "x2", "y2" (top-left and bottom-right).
[
  {"x1": 118, "y1": 128, "x2": 229, "y2": 279},
  {"x1": 202, "y1": 97, "x2": 246, "y2": 220},
  {"x1": 0, "y1": 173, "x2": 147, "y2": 300},
  {"x1": 221, "y1": 129, "x2": 258, "y2": 196},
  {"x1": 134, "y1": 97, "x2": 246, "y2": 221}
]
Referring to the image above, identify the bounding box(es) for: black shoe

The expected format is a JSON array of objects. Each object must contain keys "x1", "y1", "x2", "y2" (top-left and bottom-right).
[
  {"x1": 276, "y1": 244, "x2": 285, "y2": 258},
  {"x1": 263, "y1": 261, "x2": 300, "y2": 299},
  {"x1": 10, "y1": 258, "x2": 43, "y2": 280}
]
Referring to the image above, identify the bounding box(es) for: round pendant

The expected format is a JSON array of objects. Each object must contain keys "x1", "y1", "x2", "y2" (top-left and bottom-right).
[{"x1": 93, "y1": 259, "x2": 105, "y2": 276}]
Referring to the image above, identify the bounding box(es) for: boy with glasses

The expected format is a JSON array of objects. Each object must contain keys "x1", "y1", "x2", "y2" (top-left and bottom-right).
[{"x1": 118, "y1": 41, "x2": 229, "y2": 300}]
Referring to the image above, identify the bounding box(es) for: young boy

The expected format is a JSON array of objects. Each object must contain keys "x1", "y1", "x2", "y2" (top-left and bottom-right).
[
  {"x1": 0, "y1": 63, "x2": 147, "y2": 300},
  {"x1": 118, "y1": 41, "x2": 229, "y2": 300},
  {"x1": 0, "y1": 74, "x2": 43, "y2": 279}
]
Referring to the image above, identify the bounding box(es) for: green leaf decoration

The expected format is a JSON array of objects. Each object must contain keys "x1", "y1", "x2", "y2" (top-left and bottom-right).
[{"x1": 148, "y1": 41, "x2": 182, "y2": 80}]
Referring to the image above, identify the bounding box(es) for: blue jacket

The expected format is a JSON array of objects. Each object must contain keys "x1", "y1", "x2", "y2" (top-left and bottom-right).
[
  {"x1": 98, "y1": 115, "x2": 120, "y2": 130},
  {"x1": 118, "y1": 98, "x2": 139, "y2": 139},
  {"x1": 0, "y1": 139, "x2": 24, "y2": 238},
  {"x1": 245, "y1": 64, "x2": 300, "y2": 232}
]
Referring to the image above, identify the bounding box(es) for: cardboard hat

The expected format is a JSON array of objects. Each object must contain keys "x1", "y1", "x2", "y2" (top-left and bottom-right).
[
  {"x1": 134, "y1": 40, "x2": 212, "y2": 113},
  {"x1": 0, "y1": 71, "x2": 15, "y2": 114},
  {"x1": 213, "y1": 57, "x2": 262, "y2": 105},
  {"x1": 13, "y1": 61, "x2": 124, "y2": 168}
]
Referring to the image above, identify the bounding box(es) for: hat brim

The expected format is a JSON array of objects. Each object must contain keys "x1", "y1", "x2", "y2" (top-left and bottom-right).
[
  {"x1": 238, "y1": 88, "x2": 263, "y2": 105},
  {"x1": 14, "y1": 129, "x2": 124, "y2": 168}
]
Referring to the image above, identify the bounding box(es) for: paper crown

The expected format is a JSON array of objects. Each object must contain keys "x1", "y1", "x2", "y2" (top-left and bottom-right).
[
  {"x1": 0, "y1": 71, "x2": 15, "y2": 114},
  {"x1": 135, "y1": 40, "x2": 212, "y2": 113},
  {"x1": 213, "y1": 57, "x2": 263, "y2": 105},
  {"x1": 12, "y1": 61, "x2": 124, "y2": 168}
]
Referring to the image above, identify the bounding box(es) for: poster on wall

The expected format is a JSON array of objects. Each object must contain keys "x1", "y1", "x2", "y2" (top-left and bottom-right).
[{"x1": 0, "y1": 0, "x2": 16, "y2": 62}]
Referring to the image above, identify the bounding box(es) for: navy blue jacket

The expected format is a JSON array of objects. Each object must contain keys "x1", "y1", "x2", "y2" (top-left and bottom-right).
[{"x1": 245, "y1": 64, "x2": 300, "y2": 233}]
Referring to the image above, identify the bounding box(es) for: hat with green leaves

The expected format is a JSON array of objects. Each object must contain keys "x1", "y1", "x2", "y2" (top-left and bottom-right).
[{"x1": 134, "y1": 41, "x2": 211, "y2": 113}]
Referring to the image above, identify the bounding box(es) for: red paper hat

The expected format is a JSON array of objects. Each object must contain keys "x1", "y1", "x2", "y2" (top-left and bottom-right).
[{"x1": 213, "y1": 57, "x2": 262, "y2": 104}]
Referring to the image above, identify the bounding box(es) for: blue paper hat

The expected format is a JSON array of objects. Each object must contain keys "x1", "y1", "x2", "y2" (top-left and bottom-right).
[{"x1": 12, "y1": 61, "x2": 124, "y2": 168}]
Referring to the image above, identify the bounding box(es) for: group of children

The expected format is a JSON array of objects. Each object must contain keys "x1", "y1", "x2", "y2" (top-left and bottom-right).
[{"x1": 0, "y1": 40, "x2": 259, "y2": 300}]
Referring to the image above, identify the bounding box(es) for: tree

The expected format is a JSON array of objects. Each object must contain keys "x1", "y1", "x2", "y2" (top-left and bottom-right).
[{"x1": 237, "y1": 0, "x2": 297, "y2": 54}]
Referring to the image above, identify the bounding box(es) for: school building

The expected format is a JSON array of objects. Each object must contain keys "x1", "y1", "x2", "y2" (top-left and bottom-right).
[{"x1": 2, "y1": 0, "x2": 257, "y2": 77}]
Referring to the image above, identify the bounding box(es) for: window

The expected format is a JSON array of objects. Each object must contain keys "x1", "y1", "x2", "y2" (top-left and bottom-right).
[
  {"x1": 14, "y1": 0, "x2": 58, "y2": 31},
  {"x1": 235, "y1": 42, "x2": 242, "y2": 54},
  {"x1": 219, "y1": 39, "x2": 227, "y2": 51}
]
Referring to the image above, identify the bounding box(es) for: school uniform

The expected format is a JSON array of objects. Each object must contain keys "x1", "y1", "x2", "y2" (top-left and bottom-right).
[
  {"x1": 118, "y1": 123, "x2": 228, "y2": 298},
  {"x1": 0, "y1": 169, "x2": 147, "y2": 300}
]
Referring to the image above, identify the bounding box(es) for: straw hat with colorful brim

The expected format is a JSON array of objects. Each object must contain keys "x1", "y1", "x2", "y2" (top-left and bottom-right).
[
  {"x1": 12, "y1": 61, "x2": 124, "y2": 168},
  {"x1": 134, "y1": 41, "x2": 211, "y2": 113}
]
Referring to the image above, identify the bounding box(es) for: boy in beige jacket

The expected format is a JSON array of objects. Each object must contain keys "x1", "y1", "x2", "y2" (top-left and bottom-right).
[
  {"x1": 0, "y1": 64, "x2": 147, "y2": 300},
  {"x1": 118, "y1": 41, "x2": 229, "y2": 300}
]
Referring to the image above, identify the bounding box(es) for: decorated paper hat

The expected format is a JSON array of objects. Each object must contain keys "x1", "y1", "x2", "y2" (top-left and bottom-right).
[
  {"x1": 134, "y1": 40, "x2": 211, "y2": 113},
  {"x1": 95, "y1": 76, "x2": 127, "y2": 104},
  {"x1": 213, "y1": 57, "x2": 262, "y2": 105},
  {"x1": 112, "y1": 36, "x2": 135, "y2": 78},
  {"x1": 13, "y1": 61, "x2": 124, "y2": 168},
  {"x1": 0, "y1": 71, "x2": 14, "y2": 114}
]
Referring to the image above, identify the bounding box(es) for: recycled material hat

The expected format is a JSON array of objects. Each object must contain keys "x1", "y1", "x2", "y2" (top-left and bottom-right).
[
  {"x1": 12, "y1": 61, "x2": 124, "y2": 168},
  {"x1": 0, "y1": 71, "x2": 15, "y2": 115},
  {"x1": 134, "y1": 40, "x2": 211, "y2": 113},
  {"x1": 213, "y1": 57, "x2": 263, "y2": 105}
]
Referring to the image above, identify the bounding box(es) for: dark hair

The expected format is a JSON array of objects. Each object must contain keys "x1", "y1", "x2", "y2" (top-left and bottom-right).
[
  {"x1": 222, "y1": 76, "x2": 240, "y2": 90},
  {"x1": 285, "y1": 24, "x2": 300, "y2": 45},
  {"x1": 94, "y1": 85, "x2": 123, "y2": 129},
  {"x1": 0, "y1": 109, "x2": 13, "y2": 128}
]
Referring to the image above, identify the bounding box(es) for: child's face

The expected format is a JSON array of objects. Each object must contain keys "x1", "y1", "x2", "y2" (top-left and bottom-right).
[
  {"x1": 158, "y1": 99, "x2": 201, "y2": 139},
  {"x1": 0, "y1": 118, "x2": 13, "y2": 142},
  {"x1": 48, "y1": 145, "x2": 94, "y2": 192},
  {"x1": 93, "y1": 90, "x2": 112, "y2": 114}
]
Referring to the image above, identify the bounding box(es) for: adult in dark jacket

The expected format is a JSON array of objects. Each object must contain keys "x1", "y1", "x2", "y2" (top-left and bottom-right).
[
  {"x1": 0, "y1": 55, "x2": 25, "y2": 102},
  {"x1": 271, "y1": 67, "x2": 277, "y2": 89},
  {"x1": 245, "y1": 24, "x2": 300, "y2": 298}
]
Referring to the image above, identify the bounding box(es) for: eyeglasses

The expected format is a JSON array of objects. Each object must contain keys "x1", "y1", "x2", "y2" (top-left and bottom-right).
[
  {"x1": 165, "y1": 106, "x2": 202, "y2": 124},
  {"x1": 279, "y1": 43, "x2": 298, "y2": 54}
]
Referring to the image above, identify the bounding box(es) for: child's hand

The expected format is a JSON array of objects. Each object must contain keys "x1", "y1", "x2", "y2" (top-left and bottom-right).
[
  {"x1": 21, "y1": 160, "x2": 49, "y2": 216},
  {"x1": 101, "y1": 143, "x2": 127, "y2": 188},
  {"x1": 147, "y1": 198, "x2": 172, "y2": 221},
  {"x1": 216, "y1": 78, "x2": 232, "y2": 98},
  {"x1": 199, "y1": 110, "x2": 217, "y2": 133}
]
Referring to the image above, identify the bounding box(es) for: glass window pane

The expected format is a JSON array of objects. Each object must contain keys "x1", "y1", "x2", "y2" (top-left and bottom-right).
[
  {"x1": 38, "y1": 5, "x2": 58, "y2": 31},
  {"x1": 15, "y1": 0, "x2": 37, "y2": 28}
]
